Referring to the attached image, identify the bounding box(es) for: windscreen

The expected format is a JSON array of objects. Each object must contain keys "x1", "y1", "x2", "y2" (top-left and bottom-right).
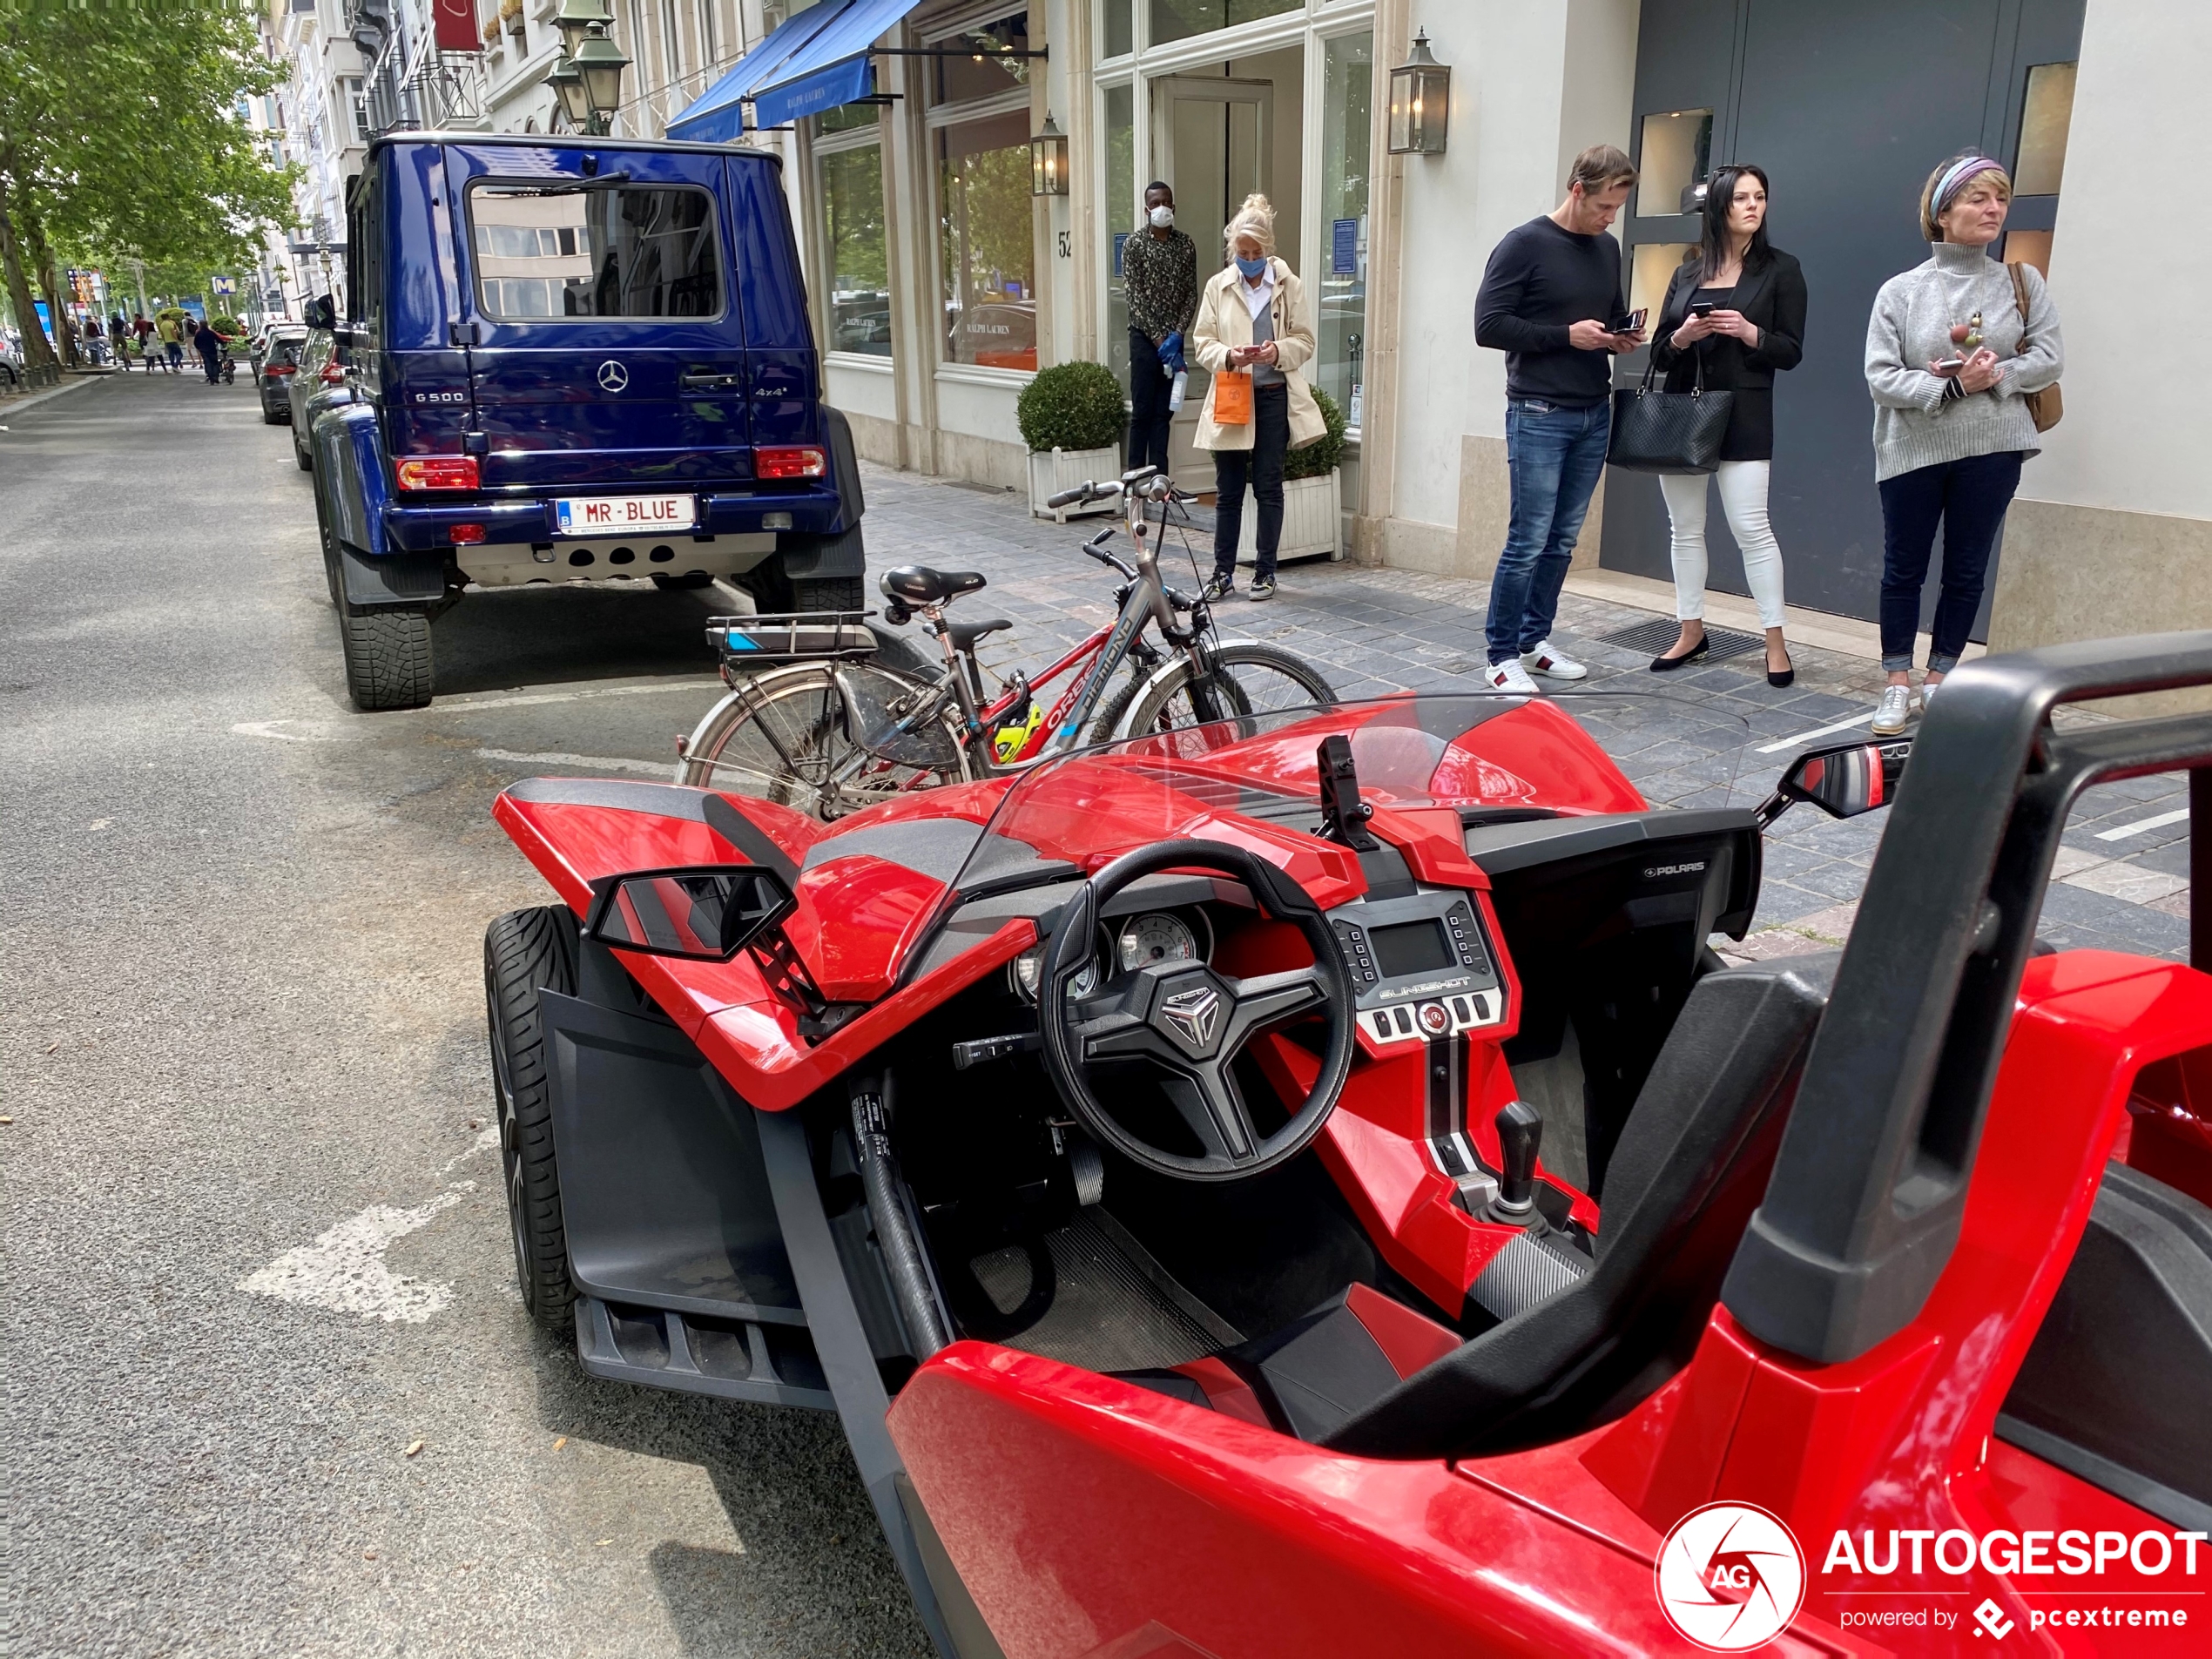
[
  {"x1": 469, "y1": 184, "x2": 722, "y2": 320},
  {"x1": 948, "y1": 692, "x2": 1753, "y2": 900}
]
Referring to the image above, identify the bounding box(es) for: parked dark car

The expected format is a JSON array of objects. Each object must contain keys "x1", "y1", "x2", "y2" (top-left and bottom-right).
[
  {"x1": 258, "y1": 326, "x2": 310, "y2": 423},
  {"x1": 306, "y1": 130, "x2": 868, "y2": 711},
  {"x1": 287, "y1": 329, "x2": 347, "y2": 468}
]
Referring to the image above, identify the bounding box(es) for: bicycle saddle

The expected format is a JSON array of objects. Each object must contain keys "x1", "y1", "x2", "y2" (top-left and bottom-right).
[
  {"x1": 881, "y1": 565, "x2": 987, "y2": 607},
  {"x1": 945, "y1": 617, "x2": 1012, "y2": 651}
]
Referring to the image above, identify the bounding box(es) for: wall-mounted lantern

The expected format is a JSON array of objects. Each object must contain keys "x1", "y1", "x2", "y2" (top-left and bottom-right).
[
  {"x1": 1031, "y1": 114, "x2": 1069, "y2": 196},
  {"x1": 1387, "y1": 30, "x2": 1450, "y2": 156}
]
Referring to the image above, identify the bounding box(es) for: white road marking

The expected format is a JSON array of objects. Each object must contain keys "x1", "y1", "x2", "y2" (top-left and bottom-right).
[
  {"x1": 2094, "y1": 806, "x2": 2189, "y2": 842},
  {"x1": 474, "y1": 746, "x2": 669, "y2": 776},
  {"x1": 442, "y1": 1123, "x2": 502, "y2": 1175},
  {"x1": 239, "y1": 1184, "x2": 475, "y2": 1324},
  {"x1": 417, "y1": 678, "x2": 720, "y2": 714},
  {"x1": 232, "y1": 718, "x2": 354, "y2": 743},
  {"x1": 1757, "y1": 711, "x2": 1874, "y2": 754}
]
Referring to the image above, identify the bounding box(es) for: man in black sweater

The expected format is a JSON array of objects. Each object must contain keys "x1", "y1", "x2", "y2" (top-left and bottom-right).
[{"x1": 1473, "y1": 144, "x2": 1643, "y2": 693}]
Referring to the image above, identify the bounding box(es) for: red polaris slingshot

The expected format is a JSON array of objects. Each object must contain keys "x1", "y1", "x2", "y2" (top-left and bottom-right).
[{"x1": 483, "y1": 629, "x2": 2212, "y2": 1657}]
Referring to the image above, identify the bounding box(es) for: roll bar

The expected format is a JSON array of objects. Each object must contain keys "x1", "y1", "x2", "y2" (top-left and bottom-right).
[{"x1": 1723, "y1": 631, "x2": 2212, "y2": 1363}]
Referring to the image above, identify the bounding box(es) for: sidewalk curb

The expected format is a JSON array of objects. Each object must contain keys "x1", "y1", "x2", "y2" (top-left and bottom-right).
[{"x1": 0, "y1": 372, "x2": 104, "y2": 422}]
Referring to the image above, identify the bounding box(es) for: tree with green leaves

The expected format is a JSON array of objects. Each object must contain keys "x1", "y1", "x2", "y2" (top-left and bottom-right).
[{"x1": 0, "y1": 0, "x2": 297, "y2": 369}]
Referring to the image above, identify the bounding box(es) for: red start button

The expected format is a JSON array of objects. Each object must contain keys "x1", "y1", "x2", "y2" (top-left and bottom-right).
[{"x1": 1416, "y1": 1001, "x2": 1452, "y2": 1035}]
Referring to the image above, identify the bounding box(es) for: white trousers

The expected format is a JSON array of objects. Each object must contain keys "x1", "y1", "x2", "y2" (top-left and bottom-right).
[{"x1": 1658, "y1": 460, "x2": 1787, "y2": 630}]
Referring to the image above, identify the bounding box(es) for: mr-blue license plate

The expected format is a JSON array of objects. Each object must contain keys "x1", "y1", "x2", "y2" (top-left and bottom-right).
[{"x1": 554, "y1": 493, "x2": 697, "y2": 535}]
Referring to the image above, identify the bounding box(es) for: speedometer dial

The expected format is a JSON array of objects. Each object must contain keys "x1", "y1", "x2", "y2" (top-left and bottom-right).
[{"x1": 1116, "y1": 912, "x2": 1201, "y2": 974}]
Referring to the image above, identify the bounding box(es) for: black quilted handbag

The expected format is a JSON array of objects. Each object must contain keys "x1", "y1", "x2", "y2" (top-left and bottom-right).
[{"x1": 1607, "y1": 349, "x2": 1733, "y2": 475}]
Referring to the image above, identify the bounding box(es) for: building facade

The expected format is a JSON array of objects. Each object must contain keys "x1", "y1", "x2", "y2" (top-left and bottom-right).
[{"x1": 339, "y1": 0, "x2": 2212, "y2": 651}]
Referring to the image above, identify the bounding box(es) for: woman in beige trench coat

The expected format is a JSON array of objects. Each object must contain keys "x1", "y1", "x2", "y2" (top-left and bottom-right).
[{"x1": 1191, "y1": 194, "x2": 1323, "y2": 603}]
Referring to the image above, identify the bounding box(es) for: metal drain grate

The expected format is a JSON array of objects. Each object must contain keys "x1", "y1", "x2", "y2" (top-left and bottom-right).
[{"x1": 1598, "y1": 617, "x2": 1765, "y2": 664}]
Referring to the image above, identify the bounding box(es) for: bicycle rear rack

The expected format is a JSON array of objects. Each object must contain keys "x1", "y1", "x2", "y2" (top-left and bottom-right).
[{"x1": 705, "y1": 611, "x2": 880, "y2": 671}]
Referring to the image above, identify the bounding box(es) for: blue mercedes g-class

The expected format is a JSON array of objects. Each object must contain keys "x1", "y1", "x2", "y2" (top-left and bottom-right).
[{"x1": 310, "y1": 132, "x2": 866, "y2": 710}]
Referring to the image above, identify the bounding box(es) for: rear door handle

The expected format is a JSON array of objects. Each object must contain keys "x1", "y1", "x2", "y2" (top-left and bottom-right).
[{"x1": 681, "y1": 368, "x2": 744, "y2": 389}]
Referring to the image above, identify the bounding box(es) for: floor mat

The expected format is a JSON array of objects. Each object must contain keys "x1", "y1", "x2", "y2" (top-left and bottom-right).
[{"x1": 971, "y1": 1210, "x2": 1241, "y2": 1373}]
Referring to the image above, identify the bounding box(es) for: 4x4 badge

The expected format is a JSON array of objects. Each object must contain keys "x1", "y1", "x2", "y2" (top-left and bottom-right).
[{"x1": 597, "y1": 361, "x2": 629, "y2": 393}]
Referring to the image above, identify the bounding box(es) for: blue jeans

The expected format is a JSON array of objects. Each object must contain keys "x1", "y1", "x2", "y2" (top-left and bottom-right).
[
  {"x1": 1486, "y1": 398, "x2": 1610, "y2": 664},
  {"x1": 1877, "y1": 449, "x2": 2023, "y2": 673}
]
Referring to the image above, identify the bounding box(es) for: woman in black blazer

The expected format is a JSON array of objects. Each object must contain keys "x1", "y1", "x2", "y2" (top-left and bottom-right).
[{"x1": 1645, "y1": 165, "x2": 1808, "y2": 685}]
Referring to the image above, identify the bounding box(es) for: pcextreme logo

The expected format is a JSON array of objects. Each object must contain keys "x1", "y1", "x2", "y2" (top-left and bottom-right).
[{"x1": 1655, "y1": 1502, "x2": 1807, "y2": 1651}]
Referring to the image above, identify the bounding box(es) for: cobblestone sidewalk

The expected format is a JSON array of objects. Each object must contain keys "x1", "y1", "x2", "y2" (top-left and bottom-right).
[{"x1": 853, "y1": 462, "x2": 2193, "y2": 962}]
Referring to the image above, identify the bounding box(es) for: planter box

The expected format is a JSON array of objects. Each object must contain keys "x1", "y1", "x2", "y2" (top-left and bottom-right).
[
  {"x1": 1028, "y1": 445, "x2": 1123, "y2": 521},
  {"x1": 1238, "y1": 468, "x2": 1342, "y2": 565}
]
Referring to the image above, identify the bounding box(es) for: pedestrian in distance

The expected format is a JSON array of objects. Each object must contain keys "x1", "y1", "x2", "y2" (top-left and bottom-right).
[
  {"x1": 193, "y1": 316, "x2": 224, "y2": 383},
  {"x1": 1647, "y1": 164, "x2": 1808, "y2": 687},
  {"x1": 1473, "y1": 144, "x2": 1646, "y2": 695},
  {"x1": 1865, "y1": 152, "x2": 2063, "y2": 736},
  {"x1": 1123, "y1": 179, "x2": 1198, "y2": 477},
  {"x1": 1192, "y1": 193, "x2": 1323, "y2": 606},
  {"x1": 158, "y1": 311, "x2": 184, "y2": 372}
]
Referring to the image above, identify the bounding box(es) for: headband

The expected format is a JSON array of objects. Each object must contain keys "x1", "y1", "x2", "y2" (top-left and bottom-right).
[{"x1": 1933, "y1": 156, "x2": 2006, "y2": 216}]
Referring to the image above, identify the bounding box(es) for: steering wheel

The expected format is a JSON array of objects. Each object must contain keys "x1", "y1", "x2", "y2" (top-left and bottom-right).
[{"x1": 1037, "y1": 840, "x2": 1357, "y2": 1182}]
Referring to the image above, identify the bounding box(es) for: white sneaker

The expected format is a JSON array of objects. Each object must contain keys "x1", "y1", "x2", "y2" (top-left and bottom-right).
[
  {"x1": 1871, "y1": 683, "x2": 1918, "y2": 736},
  {"x1": 1520, "y1": 640, "x2": 1588, "y2": 681},
  {"x1": 1919, "y1": 678, "x2": 1939, "y2": 710},
  {"x1": 1485, "y1": 659, "x2": 1541, "y2": 695}
]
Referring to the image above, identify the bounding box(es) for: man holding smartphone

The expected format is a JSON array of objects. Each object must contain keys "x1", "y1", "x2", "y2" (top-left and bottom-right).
[{"x1": 1473, "y1": 143, "x2": 1644, "y2": 694}]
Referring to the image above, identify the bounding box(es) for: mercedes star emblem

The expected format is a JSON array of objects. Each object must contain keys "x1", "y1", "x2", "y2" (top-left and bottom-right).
[
  {"x1": 597, "y1": 360, "x2": 629, "y2": 393},
  {"x1": 1160, "y1": 985, "x2": 1223, "y2": 1050}
]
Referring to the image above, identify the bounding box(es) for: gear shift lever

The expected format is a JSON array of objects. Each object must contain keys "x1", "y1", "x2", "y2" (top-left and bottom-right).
[{"x1": 1487, "y1": 1100, "x2": 1544, "y2": 1224}]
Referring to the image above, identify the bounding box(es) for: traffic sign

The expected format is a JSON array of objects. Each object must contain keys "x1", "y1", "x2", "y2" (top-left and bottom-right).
[{"x1": 212, "y1": 275, "x2": 237, "y2": 295}]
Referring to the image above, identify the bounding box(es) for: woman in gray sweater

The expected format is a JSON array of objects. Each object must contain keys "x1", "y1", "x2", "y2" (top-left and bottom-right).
[{"x1": 1865, "y1": 152, "x2": 2063, "y2": 735}]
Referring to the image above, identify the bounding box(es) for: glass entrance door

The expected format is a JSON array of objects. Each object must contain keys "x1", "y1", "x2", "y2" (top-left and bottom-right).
[{"x1": 1151, "y1": 75, "x2": 1273, "y2": 490}]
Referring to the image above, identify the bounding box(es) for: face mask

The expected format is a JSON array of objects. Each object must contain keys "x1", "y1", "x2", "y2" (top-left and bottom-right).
[
  {"x1": 1148, "y1": 205, "x2": 1174, "y2": 229},
  {"x1": 1235, "y1": 255, "x2": 1268, "y2": 280}
]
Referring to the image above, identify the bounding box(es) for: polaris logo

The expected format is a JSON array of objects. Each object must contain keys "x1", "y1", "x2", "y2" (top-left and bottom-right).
[
  {"x1": 1160, "y1": 986, "x2": 1222, "y2": 1049},
  {"x1": 1645, "y1": 860, "x2": 1708, "y2": 879}
]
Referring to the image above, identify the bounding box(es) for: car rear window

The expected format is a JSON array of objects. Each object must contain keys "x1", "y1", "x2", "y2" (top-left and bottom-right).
[
  {"x1": 267, "y1": 336, "x2": 303, "y2": 368},
  {"x1": 469, "y1": 184, "x2": 722, "y2": 320}
]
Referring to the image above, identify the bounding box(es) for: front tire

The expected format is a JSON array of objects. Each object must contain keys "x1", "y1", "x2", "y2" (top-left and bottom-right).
[
  {"x1": 1116, "y1": 642, "x2": 1338, "y2": 741},
  {"x1": 339, "y1": 604, "x2": 435, "y2": 711},
  {"x1": 484, "y1": 906, "x2": 579, "y2": 1331}
]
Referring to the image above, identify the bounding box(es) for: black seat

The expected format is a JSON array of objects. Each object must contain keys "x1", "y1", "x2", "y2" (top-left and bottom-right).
[
  {"x1": 1120, "y1": 954, "x2": 1838, "y2": 1456},
  {"x1": 881, "y1": 564, "x2": 988, "y2": 607},
  {"x1": 947, "y1": 617, "x2": 1012, "y2": 651}
]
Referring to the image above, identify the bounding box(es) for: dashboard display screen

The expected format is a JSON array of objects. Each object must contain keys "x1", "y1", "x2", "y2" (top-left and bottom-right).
[{"x1": 1369, "y1": 918, "x2": 1454, "y2": 978}]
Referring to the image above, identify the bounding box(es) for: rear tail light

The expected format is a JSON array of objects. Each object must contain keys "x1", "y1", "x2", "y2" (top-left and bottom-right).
[
  {"x1": 755, "y1": 445, "x2": 827, "y2": 480},
  {"x1": 319, "y1": 361, "x2": 346, "y2": 386},
  {"x1": 395, "y1": 455, "x2": 481, "y2": 492},
  {"x1": 450, "y1": 523, "x2": 487, "y2": 545},
  {"x1": 266, "y1": 363, "x2": 297, "y2": 377}
]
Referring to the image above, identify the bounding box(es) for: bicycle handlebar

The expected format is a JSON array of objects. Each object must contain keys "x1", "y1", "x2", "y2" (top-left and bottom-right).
[{"x1": 1046, "y1": 479, "x2": 1125, "y2": 509}]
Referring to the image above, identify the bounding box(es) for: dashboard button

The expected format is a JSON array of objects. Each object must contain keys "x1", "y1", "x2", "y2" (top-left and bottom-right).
[{"x1": 1393, "y1": 1007, "x2": 1413, "y2": 1035}]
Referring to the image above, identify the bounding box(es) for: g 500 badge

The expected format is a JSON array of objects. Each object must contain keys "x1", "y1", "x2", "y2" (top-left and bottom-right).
[{"x1": 993, "y1": 705, "x2": 1045, "y2": 763}]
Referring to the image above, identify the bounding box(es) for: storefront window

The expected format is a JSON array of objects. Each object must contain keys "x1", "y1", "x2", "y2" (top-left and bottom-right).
[
  {"x1": 1316, "y1": 31, "x2": 1372, "y2": 429},
  {"x1": 929, "y1": 12, "x2": 1030, "y2": 105},
  {"x1": 939, "y1": 110, "x2": 1037, "y2": 369},
  {"x1": 1149, "y1": 0, "x2": 1298, "y2": 49},
  {"x1": 1104, "y1": 82, "x2": 1134, "y2": 385},
  {"x1": 819, "y1": 139, "x2": 891, "y2": 357}
]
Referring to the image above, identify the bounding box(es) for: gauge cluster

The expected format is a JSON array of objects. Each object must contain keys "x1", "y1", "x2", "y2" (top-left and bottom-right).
[{"x1": 1009, "y1": 907, "x2": 1216, "y2": 1004}]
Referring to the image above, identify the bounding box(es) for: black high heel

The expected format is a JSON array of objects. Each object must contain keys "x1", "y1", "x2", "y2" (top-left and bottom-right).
[
  {"x1": 1649, "y1": 635, "x2": 1710, "y2": 672},
  {"x1": 1767, "y1": 644, "x2": 1795, "y2": 688}
]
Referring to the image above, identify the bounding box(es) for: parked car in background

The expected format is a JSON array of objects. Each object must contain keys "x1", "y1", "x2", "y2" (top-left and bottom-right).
[
  {"x1": 257, "y1": 327, "x2": 310, "y2": 423},
  {"x1": 0, "y1": 334, "x2": 23, "y2": 388},
  {"x1": 287, "y1": 329, "x2": 347, "y2": 468},
  {"x1": 946, "y1": 299, "x2": 1036, "y2": 370},
  {"x1": 251, "y1": 320, "x2": 305, "y2": 384},
  {"x1": 307, "y1": 129, "x2": 868, "y2": 711}
]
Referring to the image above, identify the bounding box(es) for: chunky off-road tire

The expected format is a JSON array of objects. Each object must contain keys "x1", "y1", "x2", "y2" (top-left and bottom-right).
[
  {"x1": 338, "y1": 605, "x2": 435, "y2": 711},
  {"x1": 1116, "y1": 641, "x2": 1338, "y2": 740},
  {"x1": 484, "y1": 906, "x2": 579, "y2": 1331},
  {"x1": 745, "y1": 560, "x2": 866, "y2": 617}
]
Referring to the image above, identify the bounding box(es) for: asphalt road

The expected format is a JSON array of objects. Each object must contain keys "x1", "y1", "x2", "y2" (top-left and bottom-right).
[{"x1": 2, "y1": 372, "x2": 933, "y2": 1657}]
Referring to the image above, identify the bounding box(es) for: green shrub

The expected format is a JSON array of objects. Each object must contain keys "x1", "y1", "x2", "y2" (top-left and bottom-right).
[
  {"x1": 1016, "y1": 361, "x2": 1127, "y2": 454},
  {"x1": 208, "y1": 314, "x2": 244, "y2": 335},
  {"x1": 1283, "y1": 385, "x2": 1347, "y2": 481}
]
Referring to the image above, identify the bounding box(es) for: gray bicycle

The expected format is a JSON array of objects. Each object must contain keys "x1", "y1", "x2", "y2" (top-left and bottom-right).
[{"x1": 673, "y1": 466, "x2": 1338, "y2": 817}]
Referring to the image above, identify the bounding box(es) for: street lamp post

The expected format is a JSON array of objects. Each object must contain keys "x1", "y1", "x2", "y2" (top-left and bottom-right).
[{"x1": 547, "y1": 0, "x2": 627, "y2": 136}]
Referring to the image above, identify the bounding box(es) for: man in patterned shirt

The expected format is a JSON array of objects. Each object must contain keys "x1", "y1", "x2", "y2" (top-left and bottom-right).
[{"x1": 1123, "y1": 180, "x2": 1198, "y2": 475}]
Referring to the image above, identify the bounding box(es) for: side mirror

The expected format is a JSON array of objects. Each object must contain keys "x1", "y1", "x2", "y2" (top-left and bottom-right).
[
  {"x1": 1758, "y1": 738, "x2": 1912, "y2": 828},
  {"x1": 583, "y1": 864, "x2": 796, "y2": 961}
]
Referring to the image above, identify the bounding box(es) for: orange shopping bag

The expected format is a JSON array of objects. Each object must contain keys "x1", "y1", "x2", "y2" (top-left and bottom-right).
[{"x1": 1212, "y1": 368, "x2": 1253, "y2": 426}]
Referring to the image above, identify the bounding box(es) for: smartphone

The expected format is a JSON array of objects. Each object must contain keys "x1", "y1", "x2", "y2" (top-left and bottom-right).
[
  {"x1": 1933, "y1": 356, "x2": 1966, "y2": 374},
  {"x1": 1613, "y1": 308, "x2": 1648, "y2": 335},
  {"x1": 1688, "y1": 300, "x2": 1716, "y2": 317}
]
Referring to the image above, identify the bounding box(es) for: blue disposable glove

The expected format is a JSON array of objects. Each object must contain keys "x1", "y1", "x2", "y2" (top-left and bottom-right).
[{"x1": 1158, "y1": 331, "x2": 1184, "y2": 370}]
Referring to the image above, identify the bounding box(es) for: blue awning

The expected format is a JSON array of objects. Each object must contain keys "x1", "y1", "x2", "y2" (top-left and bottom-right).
[{"x1": 668, "y1": 0, "x2": 920, "y2": 142}]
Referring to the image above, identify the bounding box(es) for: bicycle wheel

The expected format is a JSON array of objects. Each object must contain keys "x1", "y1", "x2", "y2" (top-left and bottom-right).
[
  {"x1": 674, "y1": 662, "x2": 967, "y2": 819},
  {"x1": 1115, "y1": 642, "x2": 1339, "y2": 743}
]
